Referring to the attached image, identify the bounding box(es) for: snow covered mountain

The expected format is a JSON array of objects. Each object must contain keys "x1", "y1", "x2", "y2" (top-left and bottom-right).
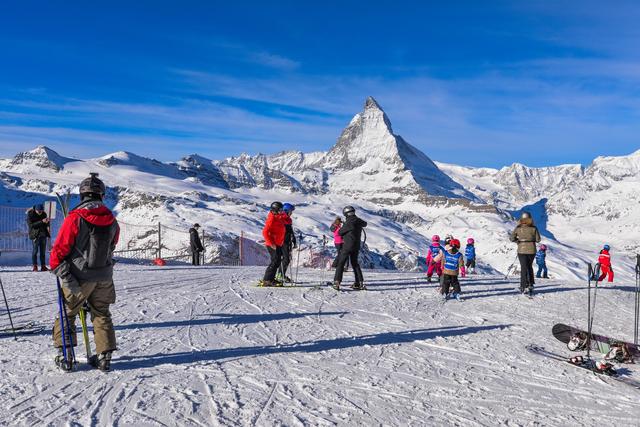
[{"x1": 1, "y1": 97, "x2": 639, "y2": 280}]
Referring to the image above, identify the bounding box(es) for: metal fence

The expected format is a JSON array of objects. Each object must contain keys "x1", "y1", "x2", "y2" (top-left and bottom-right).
[{"x1": 0, "y1": 204, "x2": 337, "y2": 268}]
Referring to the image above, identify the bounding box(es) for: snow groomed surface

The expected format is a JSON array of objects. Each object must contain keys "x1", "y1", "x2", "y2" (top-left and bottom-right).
[{"x1": 1, "y1": 265, "x2": 639, "y2": 426}]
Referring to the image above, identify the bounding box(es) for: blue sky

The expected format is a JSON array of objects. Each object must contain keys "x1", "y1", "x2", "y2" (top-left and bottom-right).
[{"x1": 1, "y1": 1, "x2": 639, "y2": 168}]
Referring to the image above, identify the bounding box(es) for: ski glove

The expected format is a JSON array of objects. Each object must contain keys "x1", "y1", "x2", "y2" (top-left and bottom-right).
[{"x1": 52, "y1": 260, "x2": 82, "y2": 294}]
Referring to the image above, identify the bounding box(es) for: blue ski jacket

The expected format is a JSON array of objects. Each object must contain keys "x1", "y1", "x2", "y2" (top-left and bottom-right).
[
  {"x1": 465, "y1": 244, "x2": 476, "y2": 260},
  {"x1": 535, "y1": 250, "x2": 546, "y2": 265}
]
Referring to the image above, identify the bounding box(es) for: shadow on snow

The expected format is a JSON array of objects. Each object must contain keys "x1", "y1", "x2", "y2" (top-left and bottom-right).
[{"x1": 114, "y1": 324, "x2": 511, "y2": 370}]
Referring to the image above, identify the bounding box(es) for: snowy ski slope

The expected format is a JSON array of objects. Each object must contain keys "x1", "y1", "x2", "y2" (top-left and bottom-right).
[{"x1": 1, "y1": 265, "x2": 640, "y2": 426}]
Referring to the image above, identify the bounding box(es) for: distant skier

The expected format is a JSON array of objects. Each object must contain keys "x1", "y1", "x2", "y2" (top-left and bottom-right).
[
  {"x1": 435, "y1": 238, "x2": 466, "y2": 300},
  {"x1": 50, "y1": 173, "x2": 120, "y2": 371},
  {"x1": 510, "y1": 212, "x2": 541, "y2": 296},
  {"x1": 189, "y1": 223, "x2": 204, "y2": 265},
  {"x1": 26, "y1": 203, "x2": 51, "y2": 271},
  {"x1": 278, "y1": 203, "x2": 297, "y2": 283},
  {"x1": 465, "y1": 238, "x2": 476, "y2": 274},
  {"x1": 261, "y1": 202, "x2": 286, "y2": 287},
  {"x1": 535, "y1": 244, "x2": 549, "y2": 279},
  {"x1": 597, "y1": 244, "x2": 614, "y2": 283},
  {"x1": 330, "y1": 216, "x2": 348, "y2": 270},
  {"x1": 332, "y1": 206, "x2": 366, "y2": 290},
  {"x1": 444, "y1": 234, "x2": 453, "y2": 249},
  {"x1": 425, "y1": 235, "x2": 443, "y2": 283}
]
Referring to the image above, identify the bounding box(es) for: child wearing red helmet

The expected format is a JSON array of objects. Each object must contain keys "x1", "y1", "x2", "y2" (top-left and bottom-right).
[{"x1": 434, "y1": 238, "x2": 466, "y2": 301}]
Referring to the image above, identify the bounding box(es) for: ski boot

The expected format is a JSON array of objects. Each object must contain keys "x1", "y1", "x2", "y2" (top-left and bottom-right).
[
  {"x1": 283, "y1": 275, "x2": 293, "y2": 283},
  {"x1": 54, "y1": 348, "x2": 76, "y2": 372},
  {"x1": 594, "y1": 360, "x2": 617, "y2": 376},
  {"x1": 332, "y1": 281, "x2": 340, "y2": 291},
  {"x1": 427, "y1": 276, "x2": 432, "y2": 284},
  {"x1": 351, "y1": 282, "x2": 366, "y2": 291},
  {"x1": 89, "y1": 351, "x2": 113, "y2": 372},
  {"x1": 452, "y1": 292, "x2": 461, "y2": 301},
  {"x1": 258, "y1": 280, "x2": 275, "y2": 287}
]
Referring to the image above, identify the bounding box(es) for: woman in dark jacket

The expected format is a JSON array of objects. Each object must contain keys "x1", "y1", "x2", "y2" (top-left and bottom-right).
[{"x1": 510, "y1": 212, "x2": 541, "y2": 296}]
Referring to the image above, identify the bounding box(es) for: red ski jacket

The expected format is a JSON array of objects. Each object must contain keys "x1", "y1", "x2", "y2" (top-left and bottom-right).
[
  {"x1": 598, "y1": 250, "x2": 611, "y2": 267},
  {"x1": 262, "y1": 211, "x2": 286, "y2": 247},
  {"x1": 50, "y1": 203, "x2": 120, "y2": 270}
]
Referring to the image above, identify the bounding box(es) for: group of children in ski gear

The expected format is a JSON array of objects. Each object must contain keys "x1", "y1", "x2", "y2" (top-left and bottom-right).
[{"x1": 424, "y1": 234, "x2": 475, "y2": 300}]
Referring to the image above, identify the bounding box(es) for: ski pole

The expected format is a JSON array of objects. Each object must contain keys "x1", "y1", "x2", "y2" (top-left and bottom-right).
[
  {"x1": 320, "y1": 235, "x2": 327, "y2": 286},
  {"x1": 294, "y1": 231, "x2": 302, "y2": 285},
  {"x1": 79, "y1": 304, "x2": 91, "y2": 361},
  {"x1": 635, "y1": 254, "x2": 640, "y2": 345},
  {"x1": 0, "y1": 274, "x2": 17, "y2": 341},
  {"x1": 56, "y1": 277, "x2": 76, "y2": 370}
]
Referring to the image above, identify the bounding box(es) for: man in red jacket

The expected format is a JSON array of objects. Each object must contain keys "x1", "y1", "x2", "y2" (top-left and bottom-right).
[
  {"x1": 51, "y1": 173, "x2": 120, "y2": 371},
  {"x1": 597, "y1": 244, "x2": 614, "y2": 283},
  {"x1": 261, "y1": 201, "x2": 286, "y2": 286}
]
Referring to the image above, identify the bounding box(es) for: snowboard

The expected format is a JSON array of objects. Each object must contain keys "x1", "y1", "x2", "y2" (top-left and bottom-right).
[
  {"x1": 552, "y1": 323, "x2": 640, "y2": 360},
  {"x1": 527, "y1": 344, "x2": 640, "y2": 389}
]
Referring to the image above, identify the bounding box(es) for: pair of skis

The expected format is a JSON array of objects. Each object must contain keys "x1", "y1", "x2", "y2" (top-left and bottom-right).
[{"x1": 530, "y1": 260, "x2": 640, "y2": 389}]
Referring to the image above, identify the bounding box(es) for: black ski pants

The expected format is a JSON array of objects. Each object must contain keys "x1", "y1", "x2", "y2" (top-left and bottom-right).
[
  {"x1": 191, "y1": 250, "x2": 202, "y2": 265},
  {"x1": 333, "y1": 248, "x2": 363, "y2": 284},
  {"x1": 264, "y1": 246, "x2": 283, "y2": 281},
  {"x1": 518, "y1": 253, "x2": 536, "y2": 290},
  {"x1": 331, "y1": 243, "x2": 350, "y2": 270},
  {"x1": 281, "y1": 243, "x2": 293, "y2": 276},
  {"x1": 441, "y1": 274, "x2": 461, "y2": 295},
  {"x1": 32, "y1": 236, "x2": 47, "y2": 266}
]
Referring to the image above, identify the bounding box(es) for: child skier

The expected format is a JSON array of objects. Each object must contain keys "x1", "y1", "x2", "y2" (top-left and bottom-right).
[
  {"x1": 425, "y1": 235, "x2": 443, "y2": 283},
  {"x1": 535, "y1": 244, "x2": 549, "y2": 279},
  {"x1": 597, "y1": 244, "x2": 614, "y2": 283},
  {"x1": 330, "y1": 216, "x2": 348, "y2": 270},
  {"x1": 435, "y1": 238, "x2": 466, "y2": 301},
  {"x1": 464, "y1": 238, "x2": 476, "y2": 274}
]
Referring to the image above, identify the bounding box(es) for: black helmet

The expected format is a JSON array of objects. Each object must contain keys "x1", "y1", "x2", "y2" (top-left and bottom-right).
[
  {"x1": 343, "y1": 205, "x2": 356, "y2": 217},
  {"x1": 193, "y1": 223, "x2": 201, "y2": 228},
  {"x1": 79, "y1": 173, "x2": 106, "y2": 196},
  {"x1": 270, "y1": 201, "x2": 283, "y2": 212}
]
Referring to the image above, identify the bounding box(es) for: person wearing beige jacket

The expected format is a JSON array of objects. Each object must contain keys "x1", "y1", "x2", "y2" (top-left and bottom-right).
[{"x1": 510, "y1": 212, "x2": 541, "y2": 296}]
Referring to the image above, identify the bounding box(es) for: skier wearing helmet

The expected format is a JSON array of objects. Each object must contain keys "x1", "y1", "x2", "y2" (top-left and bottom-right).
[
  {"x1": 425, "y1": 235, "x2": 443, "y2": 283},
  {"x1": 332, "y1": 206, "x2": 366, "y2": 290},
  {"x1": 464, "y1": 238, "x2": 476, "y2": 274},
  {"x1": 260, "y1": 201, "x2": 286, "y2": 287},
  {"x1": 278, "y1": 203, "x2": 297, "y2": 283},
  {"x1": 434, "y1": 238, "x2": 466, "y2": 301},
  {"x1": 50, "y1": 173, "x2": 120, "y2": 371},
  {"x1": 597, "y1": 244, "x2": 614, "y2": 283},
  {"x1": 535, "y1": 244, "x2": 549, "y2": 279},
  {"x1": 510, "y1": 212, "x2": 541, "y2": 296}
]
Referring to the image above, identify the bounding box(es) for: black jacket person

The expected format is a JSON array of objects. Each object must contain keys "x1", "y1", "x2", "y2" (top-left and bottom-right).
[
  {"x1": 189, "y1": 224, "x2": 204, "y2": 265},
  {"x1": 332, "y1": 206, "x2": 366, "y2": 290}
]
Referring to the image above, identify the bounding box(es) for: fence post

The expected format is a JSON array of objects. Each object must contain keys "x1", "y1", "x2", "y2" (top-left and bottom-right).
[
  {"x1": 201, "y1": 228, "x2": 205, "y2": 265},
  {"x1": 239, "y1": 231, "x2": 244, "y2": 266},
  {"x1": 157, "y1": 222, "x2": 162, "y2": 259}
]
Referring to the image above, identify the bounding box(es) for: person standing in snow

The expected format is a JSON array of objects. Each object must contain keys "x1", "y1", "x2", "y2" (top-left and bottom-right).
[
  {"x1": 435, "y1": 238, "x2": 466, "y2": 300},
  {"x1": 597, "y1": 244, "x2": 614, "y2": 283},
  {"x1": 26, "y1": 203, "x2": 51, "y2": 271},
  {"x1": 535, "y1": 244, "x2": 549, "y2": 279},
  {"x1": 278, "y1": 203, "x2": 297, "y2": 283},
  {"x1": 510, "y1": 212, "x2": 541, "y2": 296},
  {"x1": 465, "y1": 238, "x2": 476, "y2": 274},
  {"x1": 50, "y1": 173, "x2": 120, "y2": 371},
  {"x1": 330, "y1": 217, "x2": 349, "y2": 270},
  {"x1": 425, "y1": 235, "x2": 443, "y2": 283},
  {"x1": 332, "y1": 206, "x2": 366, "y2": 290},
  {"x1": 189, "y1": 223, "x2": 204, "y2": 265},
  {"x1": 261, "y1": 201, "x2": 286, "y2": 287}
]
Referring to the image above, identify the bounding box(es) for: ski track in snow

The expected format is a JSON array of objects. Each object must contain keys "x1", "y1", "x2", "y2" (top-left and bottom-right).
[{"x1": 1, "y1": 264, "x2": 640, "y2": 426}]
